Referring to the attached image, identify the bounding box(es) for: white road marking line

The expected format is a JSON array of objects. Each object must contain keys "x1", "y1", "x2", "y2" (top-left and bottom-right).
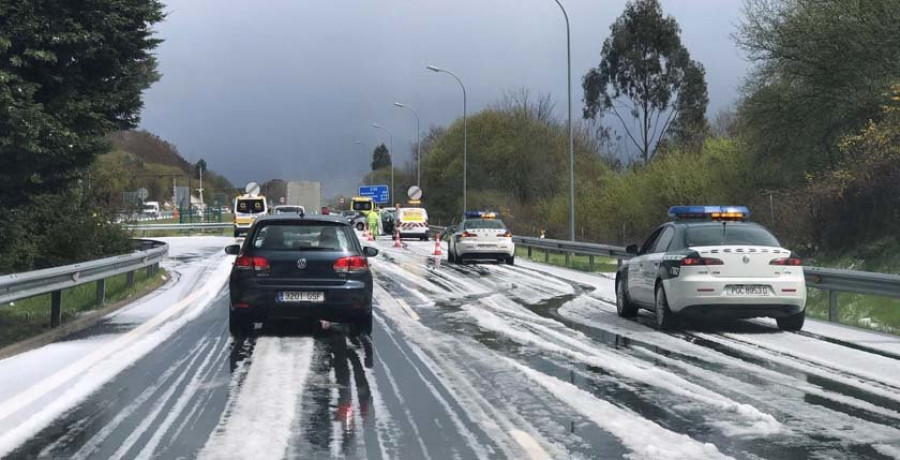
[
  {"x1": 394, "y1": 297, "x2": 421, "y2": 321},
  {"x1": 509, "y1": 429, "x2": 550, "y2": 460}
]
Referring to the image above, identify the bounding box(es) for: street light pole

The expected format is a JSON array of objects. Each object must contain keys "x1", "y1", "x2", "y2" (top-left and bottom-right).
[
  {"x1": 393, "y1": 102, "x2": 421, "y2": 187},
  {"x1": 370, "y1": 123, "x2": 394, "y2": 204},
  {"x1": 427, "y1": 65, "x2": 467, "y2": 213},
  {"x1": 552, "y1": 0, "x2": 575, "y2": 242}
]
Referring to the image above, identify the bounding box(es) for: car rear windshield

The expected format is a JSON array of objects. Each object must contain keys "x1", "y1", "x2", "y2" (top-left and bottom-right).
[
  {"x1": 684, "y1": 223, "x2": 780, "y2": 247},
  {"x1": 252, "y1": 224, "x2": 354, "y2": 251},
  {"x1": 464, "y1": 219, "x2": 505, "y2": 230},
  {"x1": 236, "y1": 199, "x2": 265, "y2": 214},
  {"x1": 275, "y1": 206, "x2": 302, "y2": 214},
  {"x1": 352, "y1": 201, "x2": 373, "y2": 211}
]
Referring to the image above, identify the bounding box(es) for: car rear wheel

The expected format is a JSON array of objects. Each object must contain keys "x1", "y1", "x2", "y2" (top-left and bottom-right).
[
  {"x1": 354, "y1": 313, "x2": 373, "y2": 335},
  {"x1": 616, "y1": 279, "x2": 639, "y2": 318},
  {"x1": 776, "y1": 311, "x2": 805, "y2": 331},
  {"x1": 356, "y1": 222, "x2": 365, "y2": 231},
  {"x1": 505, "y1": 256, "x2": 515, "y2": 265},
  {"x1": 233, "y1": 229, "x2": 240, "y2": 238},
  {"x1": 655, "y1": 285, "x2": 677, "y2": 330},
  {"x1": 229, "y1": 312, "x2": 253, "y2": 337}
]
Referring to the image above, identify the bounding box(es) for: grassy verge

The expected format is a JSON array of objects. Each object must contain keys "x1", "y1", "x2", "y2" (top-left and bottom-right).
[
  {"x1": 0, "y1": 268, "x2": 169, "y2": 348},
  {"x1": 804, "y1": 237, "x2": 900, "y2": 335},
  {"x1": 515, "y1": 246, "x2": 618, "y2": 273}
]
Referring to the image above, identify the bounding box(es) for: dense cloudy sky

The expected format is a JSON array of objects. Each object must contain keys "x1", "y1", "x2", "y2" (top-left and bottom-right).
[{"x1": 139, "y1": 0, "x2": 749, "y2": 198}]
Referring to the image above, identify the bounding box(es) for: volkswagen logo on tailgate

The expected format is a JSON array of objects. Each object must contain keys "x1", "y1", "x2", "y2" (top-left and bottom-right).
[
  {"x1": 742, "y1": 255, "x2": 750, "y2": 264},
  {"x1": 296, "y1": 258, "x2": 308, "y2": 269}
]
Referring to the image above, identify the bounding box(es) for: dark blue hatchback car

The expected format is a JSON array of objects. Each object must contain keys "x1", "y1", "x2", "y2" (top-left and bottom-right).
[{"x1": 224, "y1": 214, "x2": 378, "y2": 336}]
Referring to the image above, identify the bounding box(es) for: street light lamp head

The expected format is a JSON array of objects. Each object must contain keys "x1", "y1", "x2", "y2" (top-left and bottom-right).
[
  {"x1": 426, "y1": 65, "x2": 441, "y2": 72},
  {"x1": 355, "y1": 141, "x2": 362, "y2": 145},
  {"x1": 371, "y1": 123, "x2": 381, "y2": 128},
  {"x1": 393, "y1": 102, "x2": 404, "y2": 108}
]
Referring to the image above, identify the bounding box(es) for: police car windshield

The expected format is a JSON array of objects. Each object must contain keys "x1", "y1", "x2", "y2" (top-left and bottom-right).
[
  {"x1": 685, "y1": 223, "x2": 780, "y2": 247},
  {"x1": 464, "y1": 219, "x2": 505, "y2": 230}
]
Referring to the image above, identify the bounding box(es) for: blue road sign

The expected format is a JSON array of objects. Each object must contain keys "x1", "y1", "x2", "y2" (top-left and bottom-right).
[{"x1": 358, "y1": 185, "x2": 390, "y2": 204}]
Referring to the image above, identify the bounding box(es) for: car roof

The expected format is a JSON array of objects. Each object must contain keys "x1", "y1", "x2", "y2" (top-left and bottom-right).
[{"x1": 255, "y1": 214, "x2": 348, "y2": 225}]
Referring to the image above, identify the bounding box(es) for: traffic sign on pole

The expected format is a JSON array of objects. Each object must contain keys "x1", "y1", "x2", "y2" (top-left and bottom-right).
[{"x1": 358, "y1": 185, "x2": 390, "y2": 204}]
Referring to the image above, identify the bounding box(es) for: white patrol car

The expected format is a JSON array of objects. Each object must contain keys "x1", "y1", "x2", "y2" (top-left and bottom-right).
[
  {"x1": 615, "y1": 206, "x2": 807, "y2": 331},
  {"x1": 447, "y1": 212, "x2": 515, "y2": 265}
]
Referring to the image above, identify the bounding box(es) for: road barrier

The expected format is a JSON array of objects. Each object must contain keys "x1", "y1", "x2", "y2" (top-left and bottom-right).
[
  {"x1": 430, "y1": 225, "x2": 900, "y2": 321},
  {"x1": 124, "y1": 222, "x2": 232, "y2": 232},
  {"x1": 0, "y1": 240, "x2": 167, "y2": 328}
]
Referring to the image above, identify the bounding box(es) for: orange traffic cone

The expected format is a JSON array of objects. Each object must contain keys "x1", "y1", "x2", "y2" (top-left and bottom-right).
[
  {"x1": 433, "y1": 234, "x2": 443, "y2": 256},
  {"x1": 394, "y1": 231, "x2": 402, "y2": 248}
]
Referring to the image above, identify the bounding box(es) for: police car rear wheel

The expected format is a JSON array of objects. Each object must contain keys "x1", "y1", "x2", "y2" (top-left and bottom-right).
[
  {"x1": 655, "y1": 285, "x2": 677, "y2": 330},
  {"x1": 776, "y1": 311, "x2": 805, "y2": 331},
  {"x1": 616, "y1": 280, "x2": 638, "y2": 318}
]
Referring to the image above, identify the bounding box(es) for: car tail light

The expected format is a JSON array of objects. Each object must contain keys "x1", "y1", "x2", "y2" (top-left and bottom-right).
[
  {"x1": 461, "y1": 231, "x2": 477, "y2": 238},
  {"x1": 234, "y1": 255, "x2": 270, "y2": 276},
  {"x1": 497, "y1": 232, "x2": 512, "y2": 238},
  {"x1": 334, "y1": 256, "x2": 369, "y2": 274},
  {"x1": 770, "y1": 257, "x2": 803, "y2": 266},
  {"x1": 680, "y1": 257, "x2": 724, "y2": 266}
]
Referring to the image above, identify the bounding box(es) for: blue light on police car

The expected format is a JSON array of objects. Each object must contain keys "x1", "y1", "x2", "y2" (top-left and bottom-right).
[
  {"x1": 464, "y1": 210, "x2": 499, "y2": 219},
  {"x1": 668, "y1": 206, "x2": 750, "y2": 221}
]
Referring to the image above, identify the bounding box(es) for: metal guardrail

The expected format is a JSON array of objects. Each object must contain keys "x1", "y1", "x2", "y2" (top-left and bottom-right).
[
  {"x1": 0, "y1": 240, "x2": 168, "y2": 328},
  {"x1": 124, "y1": 222, "x2": 232, "y2": 231},
  {"x1": 430, "y1": 225, "x2": 900, "y2": 320}
]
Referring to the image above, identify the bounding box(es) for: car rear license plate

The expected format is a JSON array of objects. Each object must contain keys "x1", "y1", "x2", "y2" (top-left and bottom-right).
[
  {"x1": 477, "y1": 244, "x2": 497, "y2": 248},
  {"x1": 277, "y1": 291, "x2": 325, "y2": 303},
  {"x1": 728, "y1": 285, "x2": 770, "y2": 296}
]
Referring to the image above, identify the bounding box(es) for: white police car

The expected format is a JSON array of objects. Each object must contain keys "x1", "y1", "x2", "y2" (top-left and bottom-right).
[
  {"x1": 448, "y1": 211, "x2": 515, "y2": 265},
  {"x1": 616, "y1": 206, "x2": 807, "y2": 330}
]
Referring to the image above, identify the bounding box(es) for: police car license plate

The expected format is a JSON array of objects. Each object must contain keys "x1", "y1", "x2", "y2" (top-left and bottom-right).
[
  {"x1": 277, "y1": 291, "x2": 325, "y2": 303},
  {"x1": 728, "y1": 285, "x2": 770, "y2": 296}
]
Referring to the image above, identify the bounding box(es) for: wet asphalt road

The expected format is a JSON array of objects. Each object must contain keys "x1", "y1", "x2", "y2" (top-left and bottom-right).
[{"x1": 7, "y1": 237, "x2": 900, "y2": 459}]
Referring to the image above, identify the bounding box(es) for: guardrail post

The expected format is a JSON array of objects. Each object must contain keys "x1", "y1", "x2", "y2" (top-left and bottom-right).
[
  {"x1": 96, "y1": 279, "x2": 106, "y2": 306},
  {"x1": 589, "y1": 255, "x2": 595, "y2": 272},
  {"x1": 51, "y1": 290, "x2": 62, "y2": 328},
  {"x1": 527, "y1": 246, "x2": 532, "y2": 258},
  {"x1": 126, "y1": 271, "x2": 135, "y2": 288},
  {"x1": 544, "y1": 249, "x2": 550, "y2": 263},
  {"x1": 565, "y1": 252, "x2": 571, "y2": 267},
  {"x1": 828, "y1": 290, "x2": 838, "y2": 322}
]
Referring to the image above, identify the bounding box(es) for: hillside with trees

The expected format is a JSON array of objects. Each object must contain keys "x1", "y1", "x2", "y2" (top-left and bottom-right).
[{"x1": 96, "y1": 130, "x2": 235, "y2": 208}]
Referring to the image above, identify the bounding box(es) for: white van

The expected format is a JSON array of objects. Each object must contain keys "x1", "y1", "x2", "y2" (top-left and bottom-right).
[
  {"x1": 396, "y1": 207, "x2": 429, "y2": 240},
  {"x1": 141, "y1": 201, "x2": 160, "y2": 219}
]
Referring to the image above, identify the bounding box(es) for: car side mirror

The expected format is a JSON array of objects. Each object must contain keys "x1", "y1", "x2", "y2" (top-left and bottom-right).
[
  {"x1": 363, "y1": 247, "x2": 379, "y2": 258},
  {"x1": 224, "y1": 244, "x2": 241, "y2": 255},
  {"x1": 625, "y1": 244, "x2": 639, "y2": 255}
]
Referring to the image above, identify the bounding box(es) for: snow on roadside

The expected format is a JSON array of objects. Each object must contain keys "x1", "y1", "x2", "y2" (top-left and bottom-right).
[
  {"x1": 507, "y1": 360, "x2": 731, "y2": 460},
  {"x1": 0, "y1": 237, "x2": 233, "y2": 458},
  {"x1": 198, "y1": 337, "x2": 314, "y2": 460}
]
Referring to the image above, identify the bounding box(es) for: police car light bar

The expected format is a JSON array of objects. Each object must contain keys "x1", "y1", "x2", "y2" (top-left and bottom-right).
[
  {"x1": 668, "y1": 206, "x2": 750, "y2": 221},
  {"x1": 464, "y1": 211, "x2": 499, "y2": 219}
]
